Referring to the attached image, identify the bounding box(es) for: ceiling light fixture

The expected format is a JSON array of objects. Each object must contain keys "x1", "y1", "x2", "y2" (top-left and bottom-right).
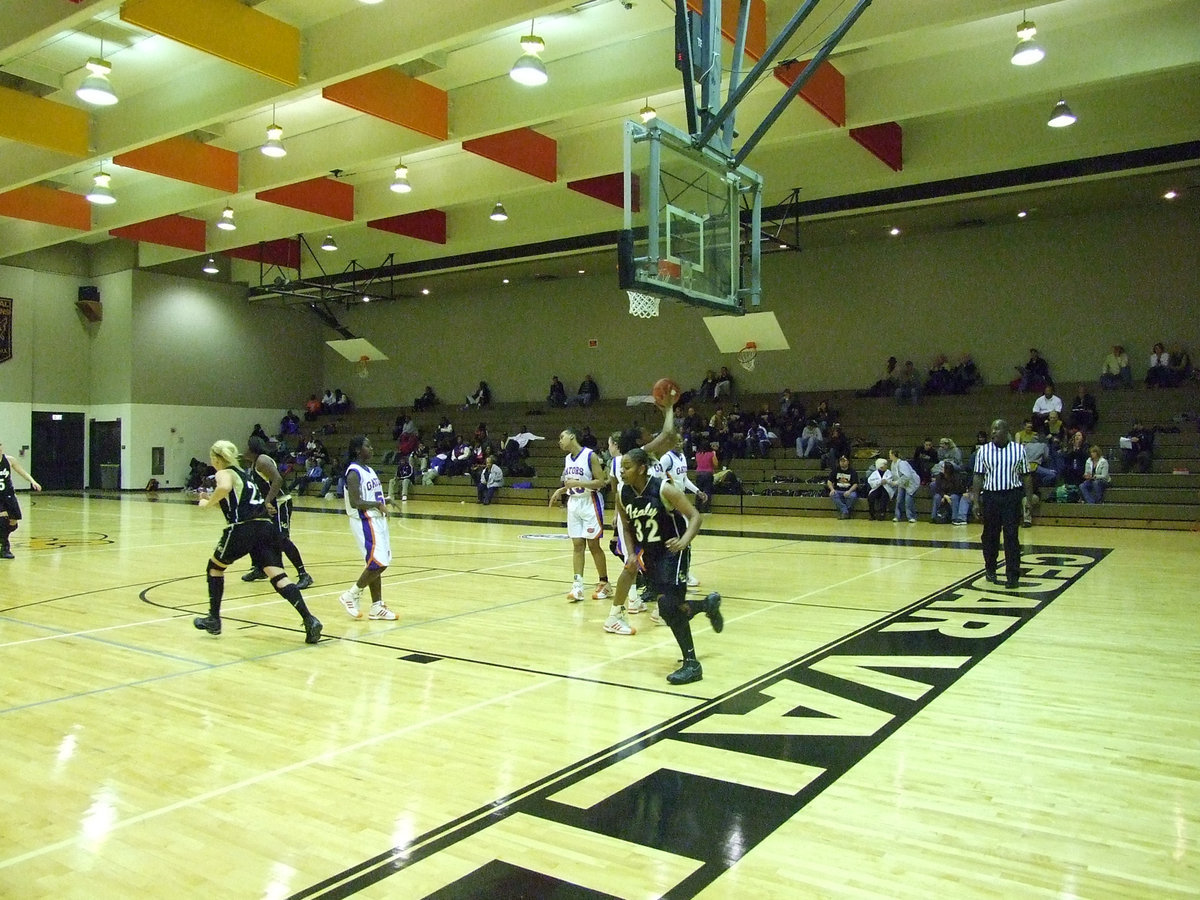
[
  {"x1": 1017, "y1": 210, "x2": 1028, "y2": 218},
  {"x1": 261, "y1": 105, "x2": 287, "y2": 157},
  {"x1": 216, "y1": 205, "x2": 237, "y2": 231},
  {"x1": 85, "y1": 169, "x2": 116, "y2": 205},
  {"x1": 390, "y1": 163, "x2": 412, "y2": 194},
  {"x1": 489, "y1": 202, "x2": 509, "y2": 222},
  {"x1": 76, "y1": 53, "x2": 118, "y2": 106},
  {"x1": 202, "y1": 257, "x2": 220, "y2": 274},
  {"x1": 510, "y1": 21, "x2": 548, "y2": 86},
  {"x1": 1163, "y1": 189, "x2": 1178, "y2": 200},
  {"x1": 1011, "y1": 16, "x2": 1045, "y2": 66},
  {"x1": 639, "y1": 99, "x2": 657, "y2": 123},
  {"x1": 321, "y1": 234, "x2": 338, "y2": 251},
  {"x1": 888, "y1": 226, "x2": 901, "y2": 236},
  {"x1": 1047, "y1": 98, "x2": 1076, "y2": 128}
]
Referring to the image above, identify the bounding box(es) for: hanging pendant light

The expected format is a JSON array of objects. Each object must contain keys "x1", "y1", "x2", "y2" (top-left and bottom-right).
[
  {"x1": 639, "y1": 99, "x2": 657, "y2": 123},
  {"x1": 510, "y1": 21, "x2": 548, "y2": 86},
  {"x1": 202, "y1": 257, "x2": 220, "y2": 274},
  {"x1": 85, "y1": 169, "x2": 116, "y2": 205},
  {"x1": 320, "y1": 234, "x2": 338, "y2": 251},
  {"x1": 390, "y1": 163, "x2": 412, "y2": 194},
  {"x1": 1047, "y1": 98, "x2": 1076, "y2": 128},
  {"x1": 1011, "y1": 18, "x2": 1045, "y2": 66},
  {"x1": 261, "y1": 105, "x2": 287, "y2": 157},
  {"x1": 216, "y1": 206, "x2": 237, "y2": 231},
  {"x1": 76, "y1": 58, "x2": 118, "y2": 106},
  {"x1": 489, "y1": 202, "x2": 509, "y2": 222}
]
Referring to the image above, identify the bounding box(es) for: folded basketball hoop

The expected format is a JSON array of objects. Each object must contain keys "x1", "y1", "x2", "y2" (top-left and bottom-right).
[
  {"x1": 627, "y1": 289, "x2": 660, "y2": 318},
  {"x1": 736, "y1": 341, "x2": 757, "y2": 371}
]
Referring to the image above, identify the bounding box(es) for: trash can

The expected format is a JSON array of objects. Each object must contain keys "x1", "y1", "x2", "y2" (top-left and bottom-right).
[{"x1": 100, "y1": 464, "x2": 120, "y2": 490}]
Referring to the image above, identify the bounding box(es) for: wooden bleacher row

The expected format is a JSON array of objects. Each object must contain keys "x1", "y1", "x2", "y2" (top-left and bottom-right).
[{"x1": 288, "y1": 385, "x2": 1200, "y2": 529}]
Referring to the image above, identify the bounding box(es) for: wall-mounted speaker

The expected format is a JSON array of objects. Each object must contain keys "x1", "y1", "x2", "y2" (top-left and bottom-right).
[{"x1": 76, "y1": 285, "x2": 102, "y2": 322}]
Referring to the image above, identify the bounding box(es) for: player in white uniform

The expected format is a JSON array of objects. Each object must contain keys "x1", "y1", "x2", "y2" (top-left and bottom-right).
[
  {"x1": 658, "y1": 432, "x2": 707, "y2": 588},
  {"x1": 548, "y1": 428, "x2": 612, "y2": 602},
  {"x1": 338, "y1": 436, "x2": 398, "y2": 621}
]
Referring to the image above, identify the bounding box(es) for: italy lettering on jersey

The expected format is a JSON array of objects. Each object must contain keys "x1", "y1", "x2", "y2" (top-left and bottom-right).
[
  {"x1": 0, "y1": 454, "x2": 12, "y2": 497},
  {"x1": 345, "y1": 462, "x2": 384, "y2": 518},
  {"x1": 562, "y1": 449, "x2": 594, "y2": 495},
  {"x1": 620, "y1": 477, "x2": 685, "y2": 560},
  {"x1": 218, "y1": 465, "x2": 266, "y2": 525}
]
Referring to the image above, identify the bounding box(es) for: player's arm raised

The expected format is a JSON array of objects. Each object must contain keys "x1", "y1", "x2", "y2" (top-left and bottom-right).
[{"x1": 640, "y1": 395, "x2": 677, "y2": 457}]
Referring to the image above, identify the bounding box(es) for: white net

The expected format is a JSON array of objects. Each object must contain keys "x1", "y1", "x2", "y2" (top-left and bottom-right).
[
  {"x1": 627, "y1": 290, "x2": 660, "y2": 318},
  {"x1": 355, "y1": 356, "x2": 370, "y2": 379},
  {"x1": 736, "y1": 342, "x2": 758, "y2": 372}
]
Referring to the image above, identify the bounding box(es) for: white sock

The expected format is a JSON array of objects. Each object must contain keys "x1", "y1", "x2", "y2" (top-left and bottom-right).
[{"x1": 608, "y1": 604, "x2": 623, "y2": 618}]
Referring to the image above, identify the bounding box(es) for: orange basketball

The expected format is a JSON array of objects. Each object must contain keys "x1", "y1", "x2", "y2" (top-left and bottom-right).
[{"x1": 652, "y1": 378, "x2": 680, "y2": 408}]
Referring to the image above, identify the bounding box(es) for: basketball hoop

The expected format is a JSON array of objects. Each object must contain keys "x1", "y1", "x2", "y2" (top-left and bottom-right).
[
  {"x1": 736, "y1": 341, "x2": 757, "y2": 371},
  {"x1": 355, "y1": 355, "x2": 371, "y2": 379},
  {"x1": 627, "y1": 289, "x2": 660, "y2": 318}
]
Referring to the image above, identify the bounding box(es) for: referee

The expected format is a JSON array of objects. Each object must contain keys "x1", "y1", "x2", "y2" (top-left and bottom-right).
[{"x1": 970, "y1": 418, "x2": 1032, "y2": 588}]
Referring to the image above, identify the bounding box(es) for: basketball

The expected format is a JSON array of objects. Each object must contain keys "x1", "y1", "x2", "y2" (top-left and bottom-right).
[{"x1": 652, "y1": 377, "x2": 680, "y2": 408}]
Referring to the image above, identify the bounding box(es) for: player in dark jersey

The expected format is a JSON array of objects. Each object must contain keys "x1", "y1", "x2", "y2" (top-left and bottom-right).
[
  {"x1": 0, "y1": 440, "x2": 41, "y2": 559},
  {"x1": 618, "y1": 448, "x2": 722, "y2": 685},
  {"x1": 239, "y1": 435, "x2": 313, "y2": 589},
  {"x1": 194, "y1": 440, "x2": 321, "y2": 644}
]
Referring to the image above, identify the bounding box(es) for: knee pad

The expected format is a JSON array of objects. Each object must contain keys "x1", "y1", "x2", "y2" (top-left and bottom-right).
[{"x1": 270, "y1": 573, "x2": 287, "y2": 589}]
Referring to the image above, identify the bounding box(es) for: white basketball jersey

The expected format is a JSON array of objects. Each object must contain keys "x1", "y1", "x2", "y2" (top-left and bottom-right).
[
  {"x1": 659, "y1": 449, "x2": 689, "y2": 488},
  {"x1": 344, "y1": 462, "x2": 384, "y2": 518},
  {"x1": 562, "y1": 449, "x2": 595, "y2": 495}
]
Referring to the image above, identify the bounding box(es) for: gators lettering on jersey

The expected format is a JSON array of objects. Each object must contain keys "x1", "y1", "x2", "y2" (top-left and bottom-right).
[
  {"x1": 562, "y1": 448, "x2": 595, "y2": 495},
  {"x1": 218, "y1": 465, "x2": 267, "y2": 525},
  {"x1": 345, "y1": 462, "x2": 385, "y2": 517}
]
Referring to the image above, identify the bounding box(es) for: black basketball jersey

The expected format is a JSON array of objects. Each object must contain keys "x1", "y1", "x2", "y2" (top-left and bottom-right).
[
  {"x1": 620, "y1": 475, "x2": 685, "y2": 565},
  {"x1": 0, "y1": 455, "x2": 14, "y2": 500},
  {"x1": 218, "y1": 465, "x2": 266, "y2": 525}
]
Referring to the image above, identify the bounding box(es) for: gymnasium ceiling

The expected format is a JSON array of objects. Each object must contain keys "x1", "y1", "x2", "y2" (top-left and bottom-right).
[{"x1": 0, "y1": 0, "x2": 1197, "y2": 302}]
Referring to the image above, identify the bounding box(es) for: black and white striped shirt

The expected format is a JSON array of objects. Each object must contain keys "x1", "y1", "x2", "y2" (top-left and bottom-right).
[{"x1": 974, "y1": 440, "x2": 1030, "y2": 491}]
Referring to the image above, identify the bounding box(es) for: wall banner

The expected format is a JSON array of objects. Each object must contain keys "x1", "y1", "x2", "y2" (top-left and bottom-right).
[{"x1": 0, "y1": 297, "x2": 11, "y2": 364}]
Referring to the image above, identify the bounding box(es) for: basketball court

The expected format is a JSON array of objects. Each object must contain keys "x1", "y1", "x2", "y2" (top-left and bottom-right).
[{"x1": 1, "y1": 492, "x2": 1195, "y2": 897}]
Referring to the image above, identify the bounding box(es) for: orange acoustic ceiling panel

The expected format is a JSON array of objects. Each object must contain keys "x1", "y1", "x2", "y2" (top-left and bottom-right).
[
  {"x1": 0, "y1": 185, "x2": 91, "y2": 230},
  {"x1": 773, "y1": 58, "x2": 846, "y2": 128},
  {"x1": 462, "y1": 128, "x2": 557, "y2": 183},
  {"x1": 110, "y1": 214, "x2": 208, "y2": 251},
  {"x1": 227, "y1": 238, "x2": 301, "y2": 270},
  {"x1": 323, "y1": 69, "x2": 448, "y2": 141},
  {"x1": 368, "y1": 210, "x2": 447, "y2": 244},
  {"x1": 256, "y1": 177, "x2": 354, "y2": 220},
  {"x1": 122, "y1": 0, "x2": 301, "y2": 85},
  {"x1": 850, "y1": 122, "x2": 903, "y2": 172},
  {"x1": 114, "y1": 137, "x2": 239, "y2": 193},
  {"x1": 686, "y1": 0, "x2": 767, "y2": 59},
  {"x1": 0, "y1": 86, "x2": 89, "y2": 157}
]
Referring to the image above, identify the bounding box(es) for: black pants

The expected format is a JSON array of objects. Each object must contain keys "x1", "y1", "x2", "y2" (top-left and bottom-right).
[{"x1": 981, "y1": 488, "x2": 1023, "y2": 581}]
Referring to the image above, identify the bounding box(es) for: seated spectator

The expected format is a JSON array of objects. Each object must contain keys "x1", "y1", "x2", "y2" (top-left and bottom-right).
[
  {"x1": 1166, "y1": 345, "x2": 1192, "y2": 386},
  {"x1": 1043, "y1": 410, "x2": 1065, "y2": 444},
  {"x1": 388, "y1": 455, "x2": 414, "y2": 503},
  {"x1": 1079, "y1": 445, "x2": 1111, "y2": 503},
  {"x1": 1120, "y1": 421, "x2": 1154, "y2": 473},
  {"x1": 866, "y1": 458, "x2": 894, "y2": 520},
  {"x1": 1031, "y1": 383, "x2": 1062, "y2": 431},
  {"x1": 464, "y1": 380, "x2": 491, "y2": 409},
  {"x1": 681, "y1": 406, "x2": 705, "y2": 439},
  {"x1": 473, "y1": 422, "x2": 490, "y2": 446},
  {"x1": 1024, "y1": 439, "x2": 1059, "y2": 489},
  {"x1": 696, "y1": 370, "x2": 718, "y2": 401},
  {"x1": 291, "y1": 458, "x2": 325, "y2": 495},
  {"x1": 911, "y1": 438, "x2": 939, "y2": 483},
  {"x1": 568, "y1": 374, "x2": 599, "y2": 407},
  {"x1": 1145, "y1": 343, "x2": 1170, "y2": 388},
  {"x1": 796, "y1": 419, "x2": 823, "y2": 459},
  {"x1": 578, "y1": 425, "x2": 598, "y2": 450},
  {"x1": 694, "y1": 443, "x2": 719, "y2": 498},
  {"x1": 1099, "y1": 345, "x2": 1132, "y2": 389},
  {"x1": 397, "y1": 427, "x2": 420, "y2": 458},
  {"x1": 826, "y1": 455, "x2": 859, "y2": 519},
  {"x1": 861, "y1": 356, "x2": 898, "y2": 398},
  {"x1": 823, "y1": 424, "x2": 852, "y2": 470},
  {"x1": 476, "y1": 455, "x2": 504, "y2": 504},
  {"x1": 1015, "y1": 348, "x2": 1051, "y2": 393},
  {"x1": 884, "y1": 449, "x2": 920, "y2": 523},
  {"x1": 509, "y1": 426, "x2": 545, "y2": 452},
  {"x1": 948, "y1": 353, "x2": 981, "y2": 394},
  {"x1": 547, "y1": 376, "x2": 568, "y2": 407},
  {"x1": 931, "y1": 461, "x2": 970, "y2": 524},
  {"x1": 448, "y1": 438, "x2": 472, "y2": 477},
  {"x1": 392, "y1": 413, "x2": 409, "y2": 441},
  {"x1": 279, "y1": 410, "x2": 300, "y2": 436},
  {"x1": 1069, "y1": 386, "x2": 1099, "y2": 431},
  {"x1": 1014, "y1": 420, "x2": 1038, "y2": 445},
  {"x1": 812, "y1": 399, "x2": 838, "y2": 430},
  {"x1": 413, "y1": 385, "x2": 438, "y2": 412},
  {"x1": 779, "y1": 388, "x2": 798, "y2": 417},
  {"x1": 321, "y1": 388, "x2": 335, "y2": 412},
  {"x1": 933, "y1": 437, "x2": 963, "y2": 477},
  {"x1": 304, "y1": 394, "x2": 322, "y2": 421},
  {"x1": 925, "y1": 354, "x2": 954, "y2": 395},
  {"x1": 969, "y1": 429, "x2": 989, "y2": 473},
  {"x1": 713, "y1": 366, "x2": 734, "y2": 400},
  {"x1": 334, "y1": 389, "x2": 352, "y2": 412},
  {"x1": 747, "y1": 419, "x2": 772, "y2": 458},
  {"x1": 1060, "y1": 430, "x2": 1089, "y2": 485},
  {"x1": 250, "y1": 423, "x2": 270, "y2": 444},
  {"x1": 894, "y1": 360, "x2": 921, "y2": 405},
  {"x1": 436, "y1": 416, "x2": 455, "y2": 440}
]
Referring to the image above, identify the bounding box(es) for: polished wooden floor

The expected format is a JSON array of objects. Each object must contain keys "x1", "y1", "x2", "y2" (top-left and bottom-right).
[{"x1": 1, "y1": 492, "x2": 1197, "y2": 898}]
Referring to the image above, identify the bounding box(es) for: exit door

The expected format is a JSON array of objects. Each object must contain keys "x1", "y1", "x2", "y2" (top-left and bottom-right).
[{"x1": 31, "y1": 412, "x2": 86, "y2": 490}]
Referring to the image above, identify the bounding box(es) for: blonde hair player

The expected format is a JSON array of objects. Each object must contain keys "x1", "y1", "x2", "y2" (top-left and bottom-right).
[
  {"x1": 549, "y1": 427, "x2": 613, "y2": 603},
  {"x1": 338, "y1": 435, "x2": 398, "y2": 621},
  {"x1": 0, "y1": 439, "x2": 40, "y2": 559},
  {"x1": 194, "y1": 440, "x2": 321, "y2": 644}
]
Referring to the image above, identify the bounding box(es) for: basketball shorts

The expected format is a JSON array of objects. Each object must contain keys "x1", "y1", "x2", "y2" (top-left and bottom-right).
[
  {"x1": 613, "y1": 511, "x2": 635, "y2": 564},
  {"x1": 272, "y1": 495, "x2": 293, "y2": 536},
  {"x1": 349, "y1": 512, "x2": 392, "y2": 569},
  {"x1": 213, "y1": 519, "x2": 283, "y2": 571},
  {"x1": 566, "y1": 492, "x2": 604, "y2": 540},
  {"x1": 0, "y1": 493, "x2": 21, "y2": 520}
]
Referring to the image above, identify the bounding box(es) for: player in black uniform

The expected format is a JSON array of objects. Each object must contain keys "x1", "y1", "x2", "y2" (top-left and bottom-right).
[
  {"x1": 239, "y1": 435, "x2": 313, "y2": 589},
  {"x1": 194, "y1": 440, "x2": 321, "y2": 644},
  {"x1": 0, "y1": 440, "x2": 41, "y2": 559},
  {"x1": 618, "y1": 448, "x2": 722, "y2": 685}
]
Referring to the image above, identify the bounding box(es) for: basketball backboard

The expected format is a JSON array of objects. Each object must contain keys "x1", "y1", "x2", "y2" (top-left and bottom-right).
[
  {"x1": 326, "y1": 338, "x2": 388, "y2": 362},
  {"x1": 703, "y1": 311, "x2": 789, "y2": 353},
  {"x1": 620, "y1": 118, "x2": 762, "y2": 314}
]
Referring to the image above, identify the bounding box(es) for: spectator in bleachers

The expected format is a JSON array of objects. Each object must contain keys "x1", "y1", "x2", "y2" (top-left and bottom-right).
[
  {"x1": 1120, "y1": 421, "x2": 1154, "y2": 473},
  {"x1": 477, "y1": 455, "x2": 503, "y2": 504},
  {"x1": 436, "y1": 415, "x2": 455, "y2": 441},
  {"x1": 290, "y1": 456, "x2": 326, "y2": 495},
  {"x1": 449, "y1": 437, "x2": 472, "y2": 477},
  {"x1": 949, "y1": 353, "x2": 981, "y2": 394},
  {"x1": 796, "y1": 418, "x2": 823, "y2": 459},
  {"x1": 1099, "y1": 345, "x2": 1132, "y2": 389},
  {"x1": 931, "y1": 461, "x2": 970, "y2": 524},
  {"x1": 713, "y1": 366, "x2": 734, "y2": 400},
  {"x1": 1079, "y1": 446, "x2": 1111, "y2": 503},
  {"x1": 694, "y1": 442, "x2": 718, "y2": 498},
  {"x1": 861, "y1": 356, "x2": 898, "y2": 398},
  {"x1": 1145, "y1": 343, "x2": 1169, "y2": 388},
  {"x1": 304, "y1": 394, "x2": 322, "y2": 422},
  {"x1": 578, "y1": 426, "x2": 598, "y2": 450},
  {"x1": 250, "y1": 423, "x2": 270, "y2": 445},
  {"x1": 1015, "y1": 348, "x2": 1051, "y2": 393},
  {"x1": 1166, "y1": 345, "x2": 1193, "y2": 386},
  {"x1": 894, "y1": 360, "x2": 921, "y2": 405},
  {"x1": 568, "y1": 374, "x2": 599, "y2": 407},
  {"x1": 1060, "y1": 431, "x2": 1089, "y2": 486},
  {"x1": 464, "y1": 380, "x2": 491, "y2": 409},
  {"x1": 826, "y1": 455, "x2": 859, "y2": 519},
  {"x1": 925, "y1": 354, "x2": 953, "y2": 395},
  {"x1": 969, "y1": 429, "x2": 989, "y2": 473},
  {"x1": 697, "y1": 370, "x2": 719, "y2": 401},
  {"x1": 280, "y1": 410, "x2": 300, "y2": 437},
  {"x1": 392, "y1": 413, "x2": 409, "y2": 441},
  {"x1": 388, "y1": 455, "x2": 414, "y2": 503},
  {"x1": 823, "y1": 424, "x2": 852, "y2": 470},
  {"x1": 1069, "y1": 386, "x2": 1099, "y2": 431},
  {"x1": 547, "y1": 376, "x2": 568, "y2": 407},
  {"x1": 681, "y1": 406, "x2": 705, "y2": 441},
  {"x1": 866, "y1": 458, "x2": 894, "y2": 520},
  {"x1": 1043, "y1": 410, "x2": 1065, "y2": 444},
  {"x1": 331, "y1": 389, "x2": 350, "y2": 413},
  {"x1": 1031, "y1": 383, "x2": 1062, "y2": 431},
  {"x1": 779, "y1": 388, "x2": 797, "y2": 416},
  {"x1": 812, "y1": 399, "x2": 838, "y2": 430},
  {"x1": 724, "y1": 405, "x2": 748, "y2": 458},
  {"x1": 933, "y1": 437, "x2": 963, "y2": 477},
  {"x1": 413, "y1": 385, "x2": 438, "y2": 411},
  {"x1": 321, "y1": 389, "x2": 335, "y2": 412},
  {"x1": 885, "y1": 449, "x2": 920, "y2": 523},
  {"x1": 912, "y1": 438, "x2": 939, "y2": 484}
]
